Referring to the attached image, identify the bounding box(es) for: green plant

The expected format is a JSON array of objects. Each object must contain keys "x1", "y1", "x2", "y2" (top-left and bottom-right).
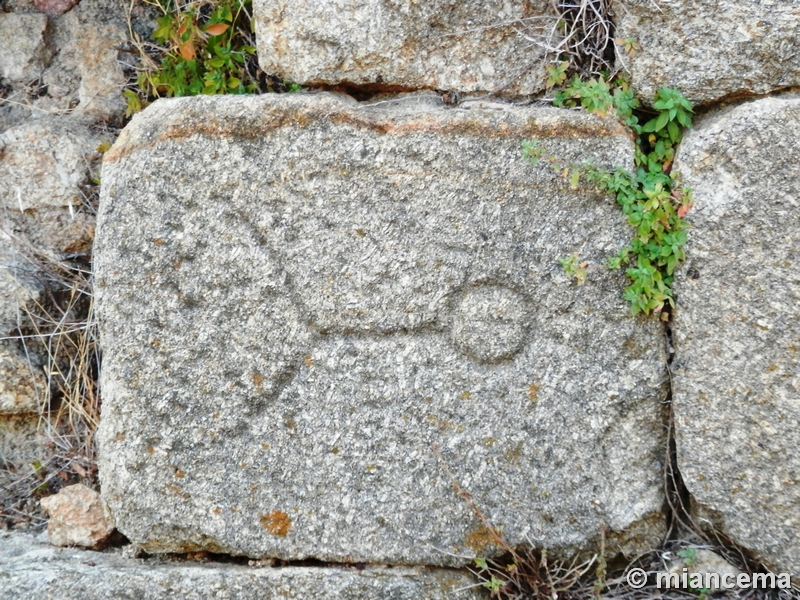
[
  {"x1": 677, "y1": 547, "x2": 698, "y2": 567},
  {"x1": 616, "y1": 37, "x2": 641, "y2": 57},
  {"x1": 525, "y1": 75, "x2": 694, "y2": 316},
  {"x1": 674, "y1": 548, "x2": 710, "y2": 598},
  {"x1": 472, "y1": 559, "x2": 508, "y2": 594},
  {"x1": 545, "y1": 61, "x2": 570, "y2": 89},
  {"x1": 125, "y1": 0, "x2": 282, "y2": 116},
  {"x1": 559, "y1": 253, "x2": 588, "y2": 285}
]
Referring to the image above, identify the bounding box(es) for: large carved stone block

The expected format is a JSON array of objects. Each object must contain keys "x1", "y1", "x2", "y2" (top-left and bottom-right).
[
  {"x1": 96, "y1": 93, "x2": 667, "y2": 565},
  {"x1": 0, "y1": 533, "x2": 482, "y2": 600}
]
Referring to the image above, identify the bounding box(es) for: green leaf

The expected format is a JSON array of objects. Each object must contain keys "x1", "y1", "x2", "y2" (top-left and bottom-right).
[
  {"x1": 667, "y1": 120, "x2": 680, "y2": 143},
  {"x1": 641, "y1": 119, "x2": 657, "y2": 133},
  {"x1": 483, "y1": 576, "x2": 505, "y2": 592},
  {"x1": 653, "y1": 111, "x2": 669, "y2": 132}
]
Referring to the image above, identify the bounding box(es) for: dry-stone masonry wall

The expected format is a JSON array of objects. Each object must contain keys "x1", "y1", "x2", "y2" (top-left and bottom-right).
[
  {"x1": 0, "y1": 0, "x2": 129, "y2": 535},
  {"x1": 95, "y1": 93, "x2": 667, "y2": 565},
  {"x1": 672, "y1": 96, "x2": 800, "y2": 575},
  {"x1": 3, "y1": 0, "x2": 800, "y2": 594},
  {"x1": 0, "y1": 13, "x2": 50, "y2": 83}
]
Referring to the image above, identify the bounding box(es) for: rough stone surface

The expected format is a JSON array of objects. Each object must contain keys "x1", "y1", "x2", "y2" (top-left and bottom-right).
[
  {"x1": 616, "y1": 0, "x2": 800, "y2": 106},
  {"x1": 0, "y1": 241, "x2": 40, "y2": 333},
  {"x1": 0, "y1": 416, "x2": 49, "y2": 476},
  {"x1": 0, "y1": 116, "x2": 104, "y2": 212},
  {"x1": 0, "y1": 0, "x2": 130, "y2": 127},
  {"x1": 254, "y1": 0, "x2": 552, "y2": 95},
  {"x1": 672, "y1": 96, "x2": 800, "y2": 575},
  {"x1": 0, "y1": 13, "x2": 50, "y2": 82},
  {"x1": 0, "y1": 532, "x2": 483, "y2": 600},
  {"x1": 0, "y1": 344, "x2": 43, "y2": 415},
  {"x1": 40, "y1": 484, "x2": 115, "y2": 548},
  {"x1": 47, "y1": 0, "x2": 128, "y2": 116},
  {"x1": 0, "y1": 241, "x2": 44, "y2": 415},
  {"x1": 0, "y1": 415, "x2": 52, "y2": 520},
  {"x1": 96, "y1": 92, "x2": 668, "y2": 566},
  {"x1": 666, "y1": 548, "x2": 742, "y2": 592}
]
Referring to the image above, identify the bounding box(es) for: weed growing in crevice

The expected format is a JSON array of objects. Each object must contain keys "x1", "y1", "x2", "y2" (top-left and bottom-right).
[
  {"x1": 124, "y1": 0, "x2": 299, "y2": 117},
  {"x1": 559, "y1": 253, "x2": 589, "y2": 286},
  {"x1": 524, "y1": 75, "x2": 695, "y2": 316}
]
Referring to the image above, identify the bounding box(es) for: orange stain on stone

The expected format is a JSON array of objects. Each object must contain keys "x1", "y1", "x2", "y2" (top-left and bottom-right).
[
  {"x1": 260, "y1": 510, "x2": 292, "y2": 537},
  {"x1": 252, "y1": 372, "x2": 264, "y2": 392},
  {"x1": 464, "y1": 524, "x2": 495, "y2": 554}
]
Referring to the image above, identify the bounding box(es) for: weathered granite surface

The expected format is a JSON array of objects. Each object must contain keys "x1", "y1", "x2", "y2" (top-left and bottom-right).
[
  {"x1": 0, "y1": 13, "x2": 49, "y2": 82},
  {"x1": 672, "y1": 96, "x2": 800, "y2": 575},
  {"x1": 41, "y1": 0, "x2": 129, "y2": 118},
  {"x1": 0, "y1": 116, "x2": 104, "y2": 213},
  {"x1": 616, "y1": 0, "x2": 800, "y2": 106},
  {"x1": 0, "y1": 532, "x2": 482, "y2": 600},
  {"x1": 0, "y1": 241, "x2": 43, "y2": 415},
  {"x1": 0, "y1": 415, "x2": 49, "y2": 472},
  {"x1": 0, "y1": 343, "x2": 43, "y2": 415},
  {"x1": 0, "y1": 0, "x2": 129, "y2": 129},
  {"x1": 96, "y1": 92, "x2": 668, "y2": 566},
  {"x1": 254, "y1": 0, "x2": 552, "y2": 95}
]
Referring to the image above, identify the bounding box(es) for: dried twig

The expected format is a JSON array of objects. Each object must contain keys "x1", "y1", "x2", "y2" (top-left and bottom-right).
[{"x1": 516, "y1": 0, "x2": 617, "y2": 78}]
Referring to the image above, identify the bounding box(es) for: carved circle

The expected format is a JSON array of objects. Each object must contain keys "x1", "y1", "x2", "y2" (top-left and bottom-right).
[{"x1": 450, "y1": 286, "x2": 529, "y2": 363}]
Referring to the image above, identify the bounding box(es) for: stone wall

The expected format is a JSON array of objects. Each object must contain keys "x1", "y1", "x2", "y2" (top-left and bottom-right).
[
  {"x1": 0, "y1": 0, "x2": 129, "y2": 531},
  {"x1": 1, "y1": 0, "x2": 799, "y2": 595}
]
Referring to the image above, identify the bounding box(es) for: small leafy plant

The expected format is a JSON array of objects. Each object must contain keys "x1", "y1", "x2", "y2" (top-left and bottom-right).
[
  {"x1": 559, "y1": 253, "x2": 589, "y2": 285},
  {"x1": 545, "y1": 61, "x2": 570, "y2": 89},
  {"x1": 676, "y1": 548, "x2": 712, "y2": 599},
  {"x1": 125, "y1": 0, "x2": 296, "y2": 116},
  {"x1": 677, "y1": 547, "x2": 698, "y2": 567},
  {"x1": 525, "y1": 75, "x2": 694, "y2": 316}
]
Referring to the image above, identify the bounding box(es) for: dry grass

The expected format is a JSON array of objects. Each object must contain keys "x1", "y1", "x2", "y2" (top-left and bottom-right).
[
  {"x1": 17, "y1": 255, "x2": 100, "y2": 460},
  {"x1": 0, "y1": 195, "x2": 100, "y2": 531}
]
